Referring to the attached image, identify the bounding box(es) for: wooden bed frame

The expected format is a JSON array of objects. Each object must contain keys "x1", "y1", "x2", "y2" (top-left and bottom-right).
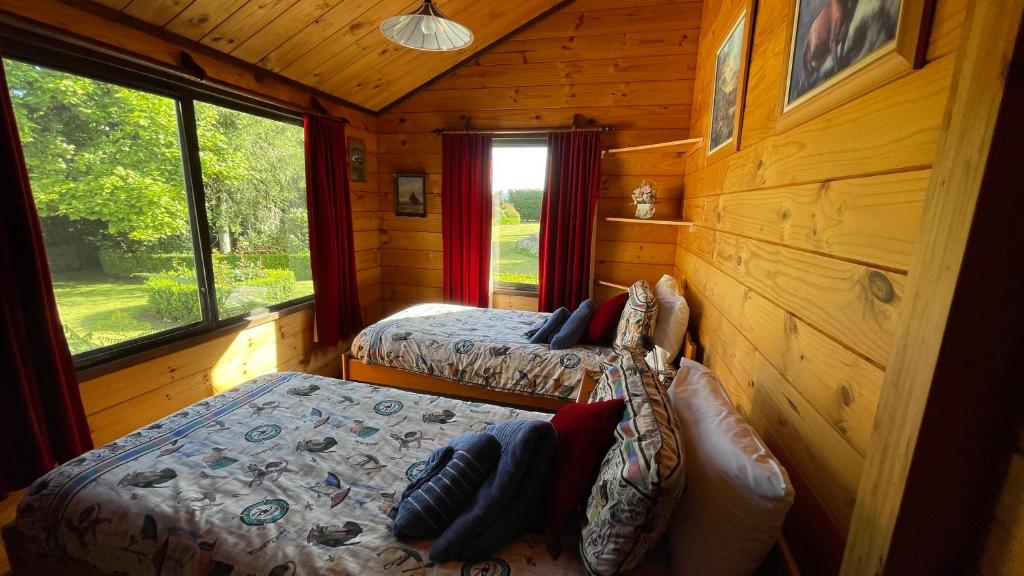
[{"x1": 343, "y1": 352, "x2": 596, "y2": 412}]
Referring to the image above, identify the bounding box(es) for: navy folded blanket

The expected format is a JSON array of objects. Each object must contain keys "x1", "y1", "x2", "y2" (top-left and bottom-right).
[
  {"x1": 391, "y1": 432, "x2": 501, "y2": 539},
  {"x1": 429, "y1": 419, "x2": 556, "y2": 562}
]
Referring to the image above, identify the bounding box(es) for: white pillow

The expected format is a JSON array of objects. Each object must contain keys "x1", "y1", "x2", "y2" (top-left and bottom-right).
[
  {"x1": 666, "y1": 358, "x2": 794, "y2": 576},
  {"x1": 645, "y1": 274, "x2": 689, "y2": 373}
]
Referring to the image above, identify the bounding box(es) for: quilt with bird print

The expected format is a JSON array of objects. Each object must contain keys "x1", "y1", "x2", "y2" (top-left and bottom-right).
[
  {"x1": 352, "y1": 303, "x2": 617, "y2": 400},
  {"x1": 12, "y1": 372, "x2": 603, "y2": 576}
]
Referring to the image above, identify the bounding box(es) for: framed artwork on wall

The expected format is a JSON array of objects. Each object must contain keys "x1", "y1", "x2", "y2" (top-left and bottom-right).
[
  {"x1": 394, "y1": 173, "x2": 427, "y2": 217},
  {"x1": 707, "y1": 2, "x2": 755, "y2": 164},
  {"x1": 348, "y1": 137, "x2": 366, "y2": 182},
  {"x1": 779, "y1": 0, "x2": 933, "y2": 131}
]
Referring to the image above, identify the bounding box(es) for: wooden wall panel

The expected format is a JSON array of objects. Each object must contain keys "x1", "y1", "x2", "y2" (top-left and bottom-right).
[
  {"x1": 676, "y1": 0, "x2": 966, "y2": 573},
  {"x1": 378, "y1": 0, "x2": 702, "y2": 313},
  {"x1": 80, "y1": 307, "x2": 343, "y2": 445}
]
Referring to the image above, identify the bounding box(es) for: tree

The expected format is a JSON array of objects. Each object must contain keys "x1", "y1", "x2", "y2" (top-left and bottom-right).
[
  {"x1": 6, "y1": 59, "x2": 308, "y2": 255},
  {"x1": 7, "y1": 59, "x2": 191, "y2": 250}
]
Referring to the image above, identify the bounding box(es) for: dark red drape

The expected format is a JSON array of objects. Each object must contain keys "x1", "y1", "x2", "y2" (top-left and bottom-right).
[
  {"x1": 538, "y1": 131, "x2": 602, "y2": 312},
  {"x1": 0, "y1": 63, "x2": 92, "y2": 499},
  {"x1": 441, "y1": 133, "x2": 493, "y2": 307},
  {"x1": 304, "y1": 115, "x2": 362, "y2": 344}
]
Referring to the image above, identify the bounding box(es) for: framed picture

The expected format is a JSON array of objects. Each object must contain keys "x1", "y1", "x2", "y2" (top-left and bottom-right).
[
  {"x1": 780, "y1": 0, "x2": 932, "y2": 130},
  {"x1": 707, "y1": 4, "x2": 754, "y2": 162},
  {"x1": 348, "y1": 137, "x2": 366, "y2": 182},
  {"x1": 394, "y1": 173, "x2": 427, "y2": 217}
]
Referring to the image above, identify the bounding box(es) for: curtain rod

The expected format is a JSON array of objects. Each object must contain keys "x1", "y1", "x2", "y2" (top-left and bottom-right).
[{"x1": 432, "y1": 125, "x2": 615, "y2": 135}]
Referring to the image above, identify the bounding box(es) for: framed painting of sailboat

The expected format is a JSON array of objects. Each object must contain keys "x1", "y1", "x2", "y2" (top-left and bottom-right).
[{"x1": 394, "y1": 173, "x2": 427, "y2": 217}]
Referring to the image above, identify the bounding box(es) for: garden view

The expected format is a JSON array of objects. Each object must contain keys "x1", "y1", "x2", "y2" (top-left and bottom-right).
[
  {"x1": 492, "y1": 145, "x2": 547, "y2": 287},
  {"x1": 5, "y1": 58, "x2": 312, "y2": 355}
]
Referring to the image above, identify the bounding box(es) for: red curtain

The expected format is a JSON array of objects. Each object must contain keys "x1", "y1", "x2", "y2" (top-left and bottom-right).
[
  {"x1": 538, "y1": 131, "x2": 602, "y2": 312},
  {"x1": 442, "y1": 133, "x2": 493, "y2": 307},
  {"x1": 304, "y1": 115, "x2": 362, "y2": 344},
  {"x1": 0, "y1": 63, "x2": 92, "y2": 499}
]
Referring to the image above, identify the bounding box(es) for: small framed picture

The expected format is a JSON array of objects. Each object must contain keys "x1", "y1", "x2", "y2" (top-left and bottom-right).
[
  {"x1": 707, "y1": 3, "x2": 754, "y2": 163},
  {"x1": 348, "y1": 137, "x2": 366, "y2": 182},
  {"x1": 394, "y1": 173, "x2": 427, "y2": 217}
]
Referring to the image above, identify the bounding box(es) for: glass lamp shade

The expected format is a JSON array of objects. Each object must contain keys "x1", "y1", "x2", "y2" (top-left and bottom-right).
[{"x1": 380, "y1": 0, "x2": 473, "y2": 51}]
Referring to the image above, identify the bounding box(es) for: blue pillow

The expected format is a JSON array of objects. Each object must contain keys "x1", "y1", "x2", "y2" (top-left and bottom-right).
[
  {"x1": 392, "y1": 432, "x2": 501, "y2": 539},
  {"x1": 550, "y1": 299, "x2": 597, "y2": 350},
  {"x1": 528, "y1": 308, "x2": 570, "y2": 344}
]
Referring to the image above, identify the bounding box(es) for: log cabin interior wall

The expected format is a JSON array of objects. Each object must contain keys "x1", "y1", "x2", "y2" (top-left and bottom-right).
[
  {"x1": 377, "y1": 0, "x2": 703, "y2": 314},
  {"x1": 675, "y1": 0, "x2": 966, "y2": 573},
  {"x1": 0, "y1": 0, "x2": 384, "y2": 443}
]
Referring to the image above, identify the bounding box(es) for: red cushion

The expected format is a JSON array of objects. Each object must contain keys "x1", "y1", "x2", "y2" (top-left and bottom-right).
[
  {"x1": 545, "y1": 398, "x2": 626, "y2": 533},
  {"x1": 584, "y1": 292, "x2": 628, "y2": 344}
]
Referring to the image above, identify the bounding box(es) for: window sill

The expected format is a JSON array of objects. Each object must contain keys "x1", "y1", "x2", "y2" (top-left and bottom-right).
[
  {"x1": 76, "y1": 298, "x2": 314, "y2": 382},
  {"x1": 492, "y1": 287, "x2": 539, "y2": 298}
]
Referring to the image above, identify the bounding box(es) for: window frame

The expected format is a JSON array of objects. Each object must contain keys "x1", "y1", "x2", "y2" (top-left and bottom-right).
[
  {"x1": 2, "y1": 33, "x2": 314, "y2": 374},
  {"x1": 491, "y1": 136, "x2": 547, "y2": 295}
]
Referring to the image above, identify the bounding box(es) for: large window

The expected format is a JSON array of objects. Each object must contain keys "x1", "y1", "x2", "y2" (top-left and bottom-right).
[
  {"x1": 491, "y1": 141, "x2": 547, "y2": 291},
  {"x1": 5, "y1": 57, "x2": 312, "y2": 363},
  {"x1": 196, "y1": 102, "x2": 311, "y2": 319}
]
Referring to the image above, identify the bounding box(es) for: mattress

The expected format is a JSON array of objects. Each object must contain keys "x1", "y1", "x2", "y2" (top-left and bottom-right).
[
  {"x1": 11, "y1": 372, "x2": 604, "y2": 575},
  {"x1": 352, "y1": 303, "x2": 617, "y2": 400}
]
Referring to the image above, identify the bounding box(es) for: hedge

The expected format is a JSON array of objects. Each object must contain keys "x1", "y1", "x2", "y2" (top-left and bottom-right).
[
  {"x1": 145, "y1": 268, "x2": 297, "y2": 321},
  {"x1": 99, "y1": 251, "x2": 195, "y2": 278},
  {"x1": 100, "y1": 249, "x2": 312, "y2": 280}
]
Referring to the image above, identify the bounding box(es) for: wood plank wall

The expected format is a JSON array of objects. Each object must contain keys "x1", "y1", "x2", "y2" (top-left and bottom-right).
[
  {"x1": 674, "y1": 0, "x2": 966, "y2": 573},
  {"x1": 377, "y1": 0, "x2": 703, "y2": 314}
]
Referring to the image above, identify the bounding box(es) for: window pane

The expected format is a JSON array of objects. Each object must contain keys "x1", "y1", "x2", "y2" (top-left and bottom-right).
[
  {"x1": 492, "y1": 145, "x2": 546, "y2": 289},
  {"x1": 195, "y1": 102, "x2": 310, "y2": 319},
  {"x1": 5, "y1": 59, "x2": 201, "y2": 355}
]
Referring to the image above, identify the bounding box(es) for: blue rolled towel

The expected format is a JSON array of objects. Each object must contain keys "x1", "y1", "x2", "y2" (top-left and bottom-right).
[
  {"x1": 550, "y1": 299, "x2": 597, "y2": 350},
  {"x1": 429, "y1": 419, "x2": 557, "y2": 562},
  {"x1": 529, "y1": 308, "x2": 570, "y2": 344},
  {"x1": 391, "y1": 432, "x2": 501, "y2": 539}
]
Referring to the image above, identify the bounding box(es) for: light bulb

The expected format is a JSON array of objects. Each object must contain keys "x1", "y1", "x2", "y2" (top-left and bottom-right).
[{"x1": 420, "y1": 16, "x2": 437, "y2": 35}]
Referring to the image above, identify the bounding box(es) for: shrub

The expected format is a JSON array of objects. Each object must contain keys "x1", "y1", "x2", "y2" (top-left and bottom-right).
[
  {"x1": 99, "y1": 250, "x2": 194, "y2": 278},
  {"x1": 145, "y1": 271, "x2": 204, "y2": 322},
  {"x1": 498, "y1": 202, "x2": 521, "y2": 225},
  {"x1": 100, "y1": 249, "x2": 312, "y2": 280},
  {"x1": 507, "y1": 189, "x2": 543, "y2": 222},
  {"x1": 496, "y1": 271, "x2": 539, "y2": 285},
  {"x1": 145, "y1": 265, "x2": 298, "y2": 321}
]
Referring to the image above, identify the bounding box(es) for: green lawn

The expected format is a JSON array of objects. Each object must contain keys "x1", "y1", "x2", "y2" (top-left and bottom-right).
[
  {"x1": 493, "y1": 221, "x2": 540, "y2": 284},
  {"x1": 52, "y1": 272, "x2": 315, "y2": 355}
]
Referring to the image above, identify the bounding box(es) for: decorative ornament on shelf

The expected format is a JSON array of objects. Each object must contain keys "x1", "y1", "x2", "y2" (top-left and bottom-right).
[{"x1": 630, "y1": 179, "x2": 656, "y2": 220}]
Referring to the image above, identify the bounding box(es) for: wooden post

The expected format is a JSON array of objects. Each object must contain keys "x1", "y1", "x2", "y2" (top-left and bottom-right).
[{"x1": 840, "y1": 2, "x2": 1024, "y2": 574}]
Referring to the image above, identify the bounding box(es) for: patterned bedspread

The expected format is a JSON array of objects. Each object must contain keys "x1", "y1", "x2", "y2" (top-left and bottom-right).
[
  {"x1": 352, "y1": 304, "x2": 617, "y2": 400},
  {"x1": 13, "y1": 373, "x2": 594, "y2": 575}
]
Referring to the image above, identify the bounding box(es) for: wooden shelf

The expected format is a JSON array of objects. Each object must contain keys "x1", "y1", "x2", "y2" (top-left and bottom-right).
[
  {"x1": 605, "y1": 217, "x2": 694, "y2": 226},
  {"x1": 601, "y1": 137, "x2": 703, "y2": 157},
  {"x1": 596, "y1": 279, "x2": 630, "y2": 290}
]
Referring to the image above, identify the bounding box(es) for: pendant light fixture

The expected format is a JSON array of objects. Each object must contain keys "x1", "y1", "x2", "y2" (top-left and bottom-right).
[{"x1": 380, "y1": 0, "x2": 473, "y2": 52}]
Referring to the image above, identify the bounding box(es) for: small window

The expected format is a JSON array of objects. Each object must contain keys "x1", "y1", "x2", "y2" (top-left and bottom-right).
[
  {"x1": 491, "y1": 141, "x2": 547, "y2": 292},
  {"x1": 7, "y1": 59, "x2": 202, "y2": 355},
  {"x1": 195, "y1": 102, "x2": 311, "y2": 319}
]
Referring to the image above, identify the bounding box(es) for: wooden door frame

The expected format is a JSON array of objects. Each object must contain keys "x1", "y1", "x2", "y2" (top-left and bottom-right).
[{"x1": 840, "y1": 2, "x2": 1024, "y2": 574}]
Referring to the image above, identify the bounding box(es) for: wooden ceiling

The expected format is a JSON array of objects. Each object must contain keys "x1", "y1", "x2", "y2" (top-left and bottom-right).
[{"x1": 85, "y1": 0, "x2": 561, "y2": 111}]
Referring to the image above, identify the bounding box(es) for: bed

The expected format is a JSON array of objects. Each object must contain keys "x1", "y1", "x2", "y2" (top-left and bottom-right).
[
  {"x1": 348, "y1": 303, "x2": 617, "y2": 410},
  {"x1": 3, "y1": 372, "x2": 670, "y2": 576}
]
